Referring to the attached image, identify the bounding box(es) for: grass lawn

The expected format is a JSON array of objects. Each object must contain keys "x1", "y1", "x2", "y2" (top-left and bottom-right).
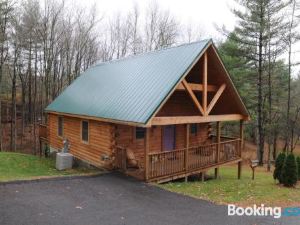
[
  {"x1": 160, "y1": 165, "x2": 300, "y2": 207},
  {"x1": 0, "y1": 152, "x2": 99, "y2": 182}
]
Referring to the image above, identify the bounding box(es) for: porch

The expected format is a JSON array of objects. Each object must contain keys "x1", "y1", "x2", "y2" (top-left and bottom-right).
[
  {"x1": 147, "y1": 138, "x2": 241, "y2": 182},
  {"x1": 114, "y1": 121, "x2": 244, "y2": 183}
]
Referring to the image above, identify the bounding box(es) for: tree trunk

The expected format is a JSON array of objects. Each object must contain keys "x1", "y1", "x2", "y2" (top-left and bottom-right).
[
  {"x1": 285, "y1": 0, "x2": 296, "y2": 153},
  {"x1": 273, "y1": 131, "x2": 278, "y2": 160},
  {"x1": 28, "y1": 40, "x2": 32, "y2": 123},
  {"x1": 257, "y1": 6, "x2": 265, "y2": 165},
  {"x1": 0, "y1": 66, "x2": 2, "y2": 151},
  {"x1": 10, "y1": 60, "x2": 17, "y2": 152},
  {"x1": 33, "y1": 44, "x2": 38, "y2": 155}
]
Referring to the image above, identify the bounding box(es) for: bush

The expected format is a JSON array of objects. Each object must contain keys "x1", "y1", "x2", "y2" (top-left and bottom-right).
[
  {"x1": 296, "y1": 156, "x2": 300, "y2": 180},
  {"x1": 273, "y1": 152, "x2": 285, "y2": 183},
  {"x1": 44, "y1": 144, "x2": 50, "y2": 158},
  {"x1": 281, "y1": 153, "x2": 298, "y2": 187}
]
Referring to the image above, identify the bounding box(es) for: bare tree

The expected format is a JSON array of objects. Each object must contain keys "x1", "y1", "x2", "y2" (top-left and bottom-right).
[
  {"x1": 0, "y1": 0, "x2": 13, "y2": 151},
  {"x1": 284, "y1": 0, "x2": 300, "y2": 152},
  {"x1": 144, "y1": 2, "x2": 179, "y2": 51}
]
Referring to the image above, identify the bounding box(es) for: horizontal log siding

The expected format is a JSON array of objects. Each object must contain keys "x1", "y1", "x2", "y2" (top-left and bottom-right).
[
  {"x1": 156, "y1": 91, "x2": 199, "y2": 117},
  {"x1": 48, "y1": 113, "x2": 114, "y2": 168},
  {"x1": 175, "y1": 123, "x2": 210, "y2": 149},
  {"x1": 115, "y1": 123, "x2": 210, "y2": 168},
  {"x1": 115, "y1": 125, "x2": 162, "y2": 169},
  {"x1": 189, "y1": 123, "x2": 210, "y2": 146}
]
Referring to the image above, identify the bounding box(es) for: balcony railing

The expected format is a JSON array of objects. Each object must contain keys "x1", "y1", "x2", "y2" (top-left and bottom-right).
[
  {"x1": 114, "y1": 146, "x2": 127, "y2": 171},
  {"x1": 148, "y1": 139, "x2": 241, "y2": 180},
  {"x1": 39, "y1": 124, "x2": 47, "y2": 140}
]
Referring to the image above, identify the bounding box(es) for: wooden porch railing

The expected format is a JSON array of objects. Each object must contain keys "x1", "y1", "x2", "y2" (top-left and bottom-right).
[
  {"x1": 219, "y1": 139, "x2": 241, "y2": 162},
  {"x1": 188, "y1": 143, "x2": 217, "y2": 170},
  {"x1": 115, "y1": 146, "x2": 127, "y2": 171},
  {"x1": 39, "y1": 124, "x2": 47, "y2": 139},
  {"x1": 148, "y1": 139, "x2": 241, "y2": 180},
  {"x1": 148, "y1": 149, "x2": 185, "y2": 178}
]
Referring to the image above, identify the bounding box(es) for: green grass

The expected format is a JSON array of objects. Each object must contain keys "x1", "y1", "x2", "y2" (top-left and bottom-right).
[
  {"x1": 160, "y1": 166, "x2": 300, "y2": 207},
  {"x1": 0, "y1": 152, "x2": 99, "y2": 182}
]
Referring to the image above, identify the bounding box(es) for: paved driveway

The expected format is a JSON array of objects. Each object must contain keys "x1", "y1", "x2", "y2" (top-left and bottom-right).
[{"x1": 0, "y1": 172, "x2": 298, "y2": 225}]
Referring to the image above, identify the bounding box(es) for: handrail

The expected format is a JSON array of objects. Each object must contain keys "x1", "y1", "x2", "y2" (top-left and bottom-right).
[
  {"x1": 218, "y1": 139, "x2": 241, "y2": 144},
  {"x1": 115, "y1": 146, "x2": 127, "y2": 171},
  {"x1": 210, "y1": 135, "x2": 239, "y2": 140},
  {"x1": 147, "y1": 138, "x2": 241, "y2": 180},
  {"x1": 39, "y1": 124, "x2": 47, "y2": 139},
  {"x1": 148, "y1": 148, "x2": 186, "y2": 156},
  {"x1": 149, "y1": 138, "x2": 241, "y2": 156},
  {"x1": 115, "y1": 145, "x2": 126, "y2": 150}
]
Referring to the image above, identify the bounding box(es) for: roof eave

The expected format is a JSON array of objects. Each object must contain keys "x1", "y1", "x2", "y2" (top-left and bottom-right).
[{"x1": 46, "y1": 110, "x2": 151, "y2": 127}]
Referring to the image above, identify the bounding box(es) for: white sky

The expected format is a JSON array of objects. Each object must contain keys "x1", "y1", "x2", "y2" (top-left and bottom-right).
[
  {"x1": 76, "y1": 0, "x2": 299, "y2": 76},
  {"x1": 79, "y1": 0, "x2": 238, "y2": 38}
]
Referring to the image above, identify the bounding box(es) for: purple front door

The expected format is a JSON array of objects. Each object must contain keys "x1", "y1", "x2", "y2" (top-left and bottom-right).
[{"x1": 163, "y1": 125, "x2": 176, "y2": 151}]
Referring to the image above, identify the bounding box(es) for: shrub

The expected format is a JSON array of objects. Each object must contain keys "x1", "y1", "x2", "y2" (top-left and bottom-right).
[
  {"x1": 281, "y1": 153, "x2": 298, "y2": 187},
  {"x1": 296, "y1": 156, "x2": 300, "y2": 180},
  {"x1": 44, "y1": 144, "x2": 50, "y2": 158},
  {"x1": 273, "y1": 152, "x2": 285, "y2": 183}
]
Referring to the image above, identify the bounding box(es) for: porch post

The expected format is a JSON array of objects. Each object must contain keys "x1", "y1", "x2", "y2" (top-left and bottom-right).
[
  {"x1": 185, "y1": 124, "x2": 190, "y2": 182},
  {"x1": 239, "y1": 120, "x2": 244, "y2": 157},
  {"x1": 215, "y1": 121, "x2": 221, "y2": 179},
  {"x1": 238, "y1": 120, "x2": 244, "y2": 179},
  {"x1": 145, "y1": 127, "x2": 150, "y2": 181},
  {"x1": 202, "y1": 52, "x2": 208, "y2": 115}
]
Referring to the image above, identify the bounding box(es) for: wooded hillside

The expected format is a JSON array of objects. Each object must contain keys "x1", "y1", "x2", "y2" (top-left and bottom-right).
[{"x1": 0, "y1": 0, "x2": 299, "y2": 167}]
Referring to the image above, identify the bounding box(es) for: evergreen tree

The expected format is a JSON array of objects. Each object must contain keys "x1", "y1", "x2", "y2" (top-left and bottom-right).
[
  {"x1": 296, "y1": 156, "x2": 300, "y2": 180},
  {"x1": 229, "y1": 0, "x2": 288, "y2": 165},
  {"x1": 273, "y1": 152, "x2": 286, "y2": 183},
  {"x1": 281, "y1": 153, "x2": 298, "y2": 187}
]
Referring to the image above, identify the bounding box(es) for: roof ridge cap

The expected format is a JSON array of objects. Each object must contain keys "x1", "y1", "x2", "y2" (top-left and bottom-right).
[{"x1": 93, "y1": 39, "x2": 212, "y2": 68}]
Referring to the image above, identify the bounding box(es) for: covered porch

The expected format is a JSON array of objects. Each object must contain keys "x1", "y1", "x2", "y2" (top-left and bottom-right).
[
  {"x1": 114, "y1": 120, "x2": 244, "y2": 183},
  {"x1": 112, "y1": 47, "x2": 247, "y2": 182}
]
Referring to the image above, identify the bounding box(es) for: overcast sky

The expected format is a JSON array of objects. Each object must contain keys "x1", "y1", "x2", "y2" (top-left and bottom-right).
[{"x1": 75, "y1": 0, "x2": 299, "y2": 76}]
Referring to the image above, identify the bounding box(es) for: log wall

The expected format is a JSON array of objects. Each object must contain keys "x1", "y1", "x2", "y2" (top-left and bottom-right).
[
  {"x1": 48, "y1": 113, "x2": 114, "y2": 168},
  {"x1": 115, "y1": 123, "x2": 210, "y2": 169}
]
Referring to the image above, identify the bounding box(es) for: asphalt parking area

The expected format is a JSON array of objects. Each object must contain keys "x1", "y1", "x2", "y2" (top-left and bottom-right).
[{"x1": 0, "y1": 172, "x2": 298, "y2": 225}]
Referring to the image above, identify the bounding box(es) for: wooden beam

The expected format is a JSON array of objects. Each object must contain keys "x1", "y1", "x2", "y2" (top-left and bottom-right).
[
  {"x1": 238, "y1": 161, "x2": 242, "y2": 179},
  {"x1": 216, "y1": 121, "x2": 221, "y2": 163},
  {"x1": 182, "y1": 79, "x2": 204, "y2": 116},
  {"x1": 207, "y1": 84, "x2": 226, "y2": 115},
  {"x1": 210, "y1": 45, "x2": 250, "y2": 118},
  {"x1": 203, "y1": 52, "x2": 208, "y2": 115},
  {"x1": 200, "y1": 172, "x2": 205, "y2": 182},
  {"x1": 185, "y1": 124, "x2": 190, "y2": 182},
  {"x1": 151, "y1": 114, "x2": 246, "y2": 125},
  {"x1": 176, "y1": 83, "x2": 218, "y2": 92},
  {"x1": 214, "y1": 168, "x2": 219, "y2": 179},
  {"x1": 239, "y1": 120, "x2": 244, "y2": 158},
  {"x1": 145, "y1": 128, "x2": 150, "y2": 181},
  {"x1": 148, "y1": 44, "x2": 212, "y2": 126},
  {"x1": 47, "y1": 111, "x2": 151, "y2": 128},
  {"x1": 148, "y1": 158, "x2": 242, "y2": 183}
]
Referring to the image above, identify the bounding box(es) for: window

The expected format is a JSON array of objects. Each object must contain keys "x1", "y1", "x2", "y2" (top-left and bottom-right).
[
  {"x1": 81, "y1": 120, "x2": 89, "y2": 142},
  {"x1": 58, "y1": 117, "x2": 63, "y2": 137},
  {"x1": 190, "y1": 124, "x2": 197, "y2": 135},
  {"x1": 136, "y1": 127, "x2": 146, "y2": 139}
]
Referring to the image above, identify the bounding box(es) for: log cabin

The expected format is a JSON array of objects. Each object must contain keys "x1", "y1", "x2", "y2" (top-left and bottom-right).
[{"x1": 41, "y1": 39, "x2": 250, "y2": 183}]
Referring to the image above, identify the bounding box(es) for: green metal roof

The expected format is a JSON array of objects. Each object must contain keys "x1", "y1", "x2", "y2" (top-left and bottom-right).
[{"x1": 46, "y1": 39, "x2": 212, "y2": 124}]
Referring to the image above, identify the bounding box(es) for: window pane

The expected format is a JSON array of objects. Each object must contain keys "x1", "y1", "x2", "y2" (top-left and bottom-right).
[
  {"x1": 58, "y1": 117, "x2": 63, "y2": 136},
  {"x1": 190, "y1": 124, "x2": 197, "y2": 134},
  {"x1": 82, "y1": 121, "x2": 89, "y2": 142},
  {"x1": 136, "y1": 127, "x2": 145, "y2": 139}
]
